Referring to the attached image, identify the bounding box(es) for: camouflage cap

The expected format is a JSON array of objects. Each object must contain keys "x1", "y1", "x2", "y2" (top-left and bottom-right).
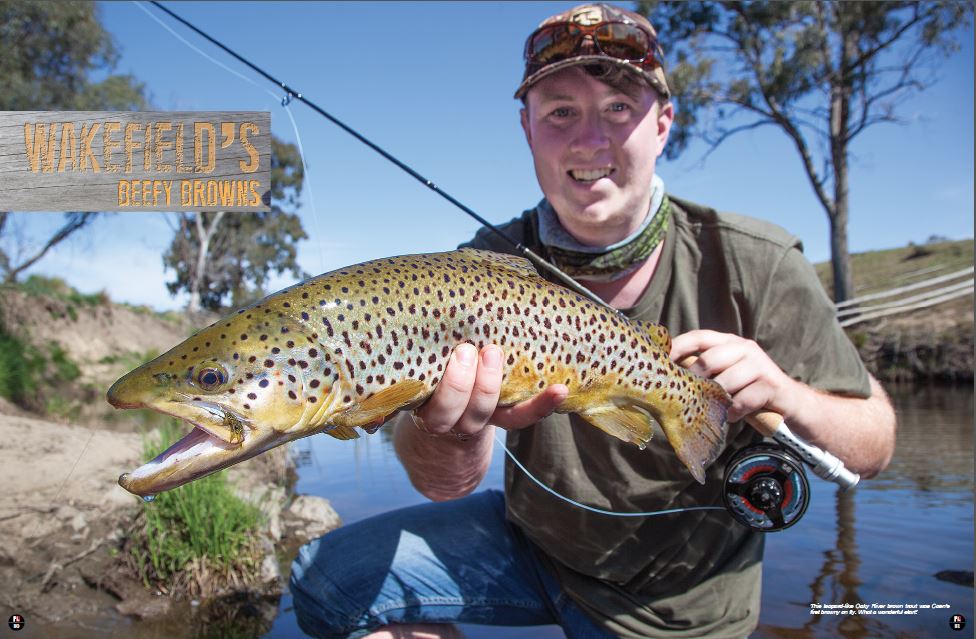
[{"x1": 515, "y1": 3, "x2": 670, "y2": 101}]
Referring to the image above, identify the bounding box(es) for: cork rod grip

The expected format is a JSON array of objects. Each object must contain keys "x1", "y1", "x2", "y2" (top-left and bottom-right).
[{"x1": 678, "y1": 355, "x2": 860, "y2": 490}]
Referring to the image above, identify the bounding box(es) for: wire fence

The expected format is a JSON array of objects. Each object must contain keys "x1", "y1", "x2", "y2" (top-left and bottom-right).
[{"x1": 836, "y1": 266, "x2": 974, "y2": 328}]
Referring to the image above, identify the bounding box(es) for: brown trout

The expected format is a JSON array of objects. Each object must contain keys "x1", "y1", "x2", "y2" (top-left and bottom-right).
[{"x1": 108, "y1": 249, "x2": 731, "y2": 497}]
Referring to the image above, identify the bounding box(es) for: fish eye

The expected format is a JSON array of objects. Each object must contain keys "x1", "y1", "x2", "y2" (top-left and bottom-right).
[{"x1": 196, "y1": 367, "x2": 226, "y2": 390}]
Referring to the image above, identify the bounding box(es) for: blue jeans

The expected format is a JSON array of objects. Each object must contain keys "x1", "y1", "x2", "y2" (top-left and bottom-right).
[{"x1": 289, "y1": 490, "x2": 614, "y2": 639}]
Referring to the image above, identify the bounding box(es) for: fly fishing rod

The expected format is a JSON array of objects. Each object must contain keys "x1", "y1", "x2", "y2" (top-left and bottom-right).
[
  {"x1": 147, "y1": 2, "x2": 859, "y2": 528},
  {"x1": 147, "y1": 0, "x2": 604, "y2": 314}
]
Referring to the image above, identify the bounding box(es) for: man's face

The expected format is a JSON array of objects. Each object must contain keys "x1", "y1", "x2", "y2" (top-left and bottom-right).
[{"x1": 521, "y1": 67, "x2": 673, "y2": 246}]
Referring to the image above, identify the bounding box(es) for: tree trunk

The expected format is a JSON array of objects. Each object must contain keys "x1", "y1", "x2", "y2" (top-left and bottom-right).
[
  {"x1": 187, "y1": 212, "x2": 224, "y2": 313},
  {"x1": 828, "y1": 18, "x2": 857, "y2": 303}
]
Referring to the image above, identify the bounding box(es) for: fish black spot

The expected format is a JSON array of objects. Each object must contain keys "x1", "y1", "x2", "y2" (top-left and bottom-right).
[
  {"x1": 259, "y1": 379, "x2": 270, "y2": 388},
  {"x1": 308, "y1": 396, "x2": 317, "y2": 403},
  {"x1": 248, "y1": 392, "x2": 257, "y2": 400},
  {"x1": 310, "y1": 379, "x2": 320, "y2": 388},
  {"x1": 288, "y1": 390, "x2": 297, "y2": 400},
  {"x1": 301, "y1": 312, "x2": 310, "y2": 321}
]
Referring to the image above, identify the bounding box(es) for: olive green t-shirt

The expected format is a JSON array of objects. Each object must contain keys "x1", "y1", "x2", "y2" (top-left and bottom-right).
[{"x1": 460, "y1": 195, "x2": 870, "y2": 638}]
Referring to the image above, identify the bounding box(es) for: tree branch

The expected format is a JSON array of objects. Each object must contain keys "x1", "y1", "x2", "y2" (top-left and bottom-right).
[
  {"x1": 844, "y1": 3, "x2": 925, "y2": 73},
  {"x1": 3, "y1": 212, "x2": 97, "y2": 283}
]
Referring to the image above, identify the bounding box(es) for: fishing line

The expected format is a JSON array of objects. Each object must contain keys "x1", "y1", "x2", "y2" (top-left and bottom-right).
[
  {"x1": 144, "y1": 1, "x2": 624, "y2": 319},
  {"x1": 493, "y1": 432, "x2": 724, "y2": 518},
  {"x1": 131, "y1": 0, "x2": 327, "y2": 273},
  {"x1": 280, "y1": 100, "x2": 326, "y2": 271},
  {"x1": 53, "y1": 430, "x2": 96, "y2": 501},
  {"x1": 130, "y1": 3, "x2": 722, "y2": 520}
]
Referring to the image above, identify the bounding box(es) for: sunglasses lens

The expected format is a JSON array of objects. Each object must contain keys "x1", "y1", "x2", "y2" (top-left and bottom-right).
[
  {"x1": 527, "y1": 25, "x2": 582, "y2": 65},
  {"x1": 594, "y1": 23, "x2": 650, "y2": 62},
  {"x1": 526, "y1": 22, "x2": 654, "y2": 69}
]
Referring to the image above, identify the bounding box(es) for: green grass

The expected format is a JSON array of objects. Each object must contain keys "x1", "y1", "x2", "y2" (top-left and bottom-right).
[
  {"x1": 0, "y1": 326, "x2": 84, "y2": 409},
  {"x1": 815, "y1": 238, "x2": 974, "y2": 300},
  {"x1": 16, "y1": 274, "x2": 110, "y2": 307},
  {"x1": 0, "y1": 327, "x2": 43, "y2": 404},
  {"x1": 48, "y1": 343, "x2": 81, "y2": 382},
  {"x1": 131, "y1": 420, "x2": 264, "y2": 587}
]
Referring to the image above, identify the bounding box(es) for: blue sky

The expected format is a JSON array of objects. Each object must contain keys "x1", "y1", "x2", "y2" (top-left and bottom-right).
[{"x1": 11, "y1": 1, "x2": 974, "y2": 310}]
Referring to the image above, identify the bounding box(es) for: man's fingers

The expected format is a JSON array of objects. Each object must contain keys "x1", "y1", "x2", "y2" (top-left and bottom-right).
[
  {"x1": 492, "y1": 384, "x2": 568, "y2": 430},
  {"x1": 686, "y1": 342, "x2": 746, "y2": 379},
  {"x1": 670, "y1": 329, "x2": 731, "y2": 362},
  {"x1": 415, "y1": 343, "x2": 478, "y2": 433},
  {"x1": 726, "y1": 382, "x2": 772, "y2": 423},
  {"x1": 454, "y1": 346, "x2": 504, "y2": 436}
]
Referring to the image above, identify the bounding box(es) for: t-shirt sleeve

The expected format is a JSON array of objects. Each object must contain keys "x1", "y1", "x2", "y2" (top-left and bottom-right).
[{"x1": 756, "y1": 245, "x2": 871, "y2": 397}]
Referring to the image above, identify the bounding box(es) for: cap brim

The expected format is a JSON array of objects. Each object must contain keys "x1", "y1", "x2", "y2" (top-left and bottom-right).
[{"x1": 514, "y1": 54, "x2": 668, "y2": 100}]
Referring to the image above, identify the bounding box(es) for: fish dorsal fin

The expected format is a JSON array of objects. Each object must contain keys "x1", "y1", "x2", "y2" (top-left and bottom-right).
[
  {"x1": 578, "y1": 405, "x2": 654, "y2": 449},
  {"x1": 325, "y1": 425, "x2": 360, "y2": 440},
  {"x1": 634, "y1": 320, "x2": 672, "y2": 354},
  {"x1": 454, "y1": 248, "x2": 538, "y2": 277},
  {"x1": 332, "y1": 379, "x2": 428, "y2": 429}
]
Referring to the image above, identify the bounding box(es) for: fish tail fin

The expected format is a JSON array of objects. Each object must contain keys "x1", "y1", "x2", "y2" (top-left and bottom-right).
[{"x1": 657, "y1": 377, "x2": 731, "y2": 484}]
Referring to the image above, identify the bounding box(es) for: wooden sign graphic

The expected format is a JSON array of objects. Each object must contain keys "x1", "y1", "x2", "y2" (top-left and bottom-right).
[{"x1": 0, "y1": 112, "x2": 271, "y2": 212}]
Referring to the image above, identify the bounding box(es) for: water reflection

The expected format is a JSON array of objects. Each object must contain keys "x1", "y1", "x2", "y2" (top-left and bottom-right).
[
  {"x1": 264, "y1": 386, "x2": 976, "y2": 638},
  {"x1": 757, "y1": 384, "x2": 974, "y2": 638}
]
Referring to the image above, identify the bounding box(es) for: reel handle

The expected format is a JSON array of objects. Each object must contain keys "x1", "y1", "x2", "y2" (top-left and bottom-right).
[{"x1": 679, "y1": 356, "x2": 859, "y2": 491}]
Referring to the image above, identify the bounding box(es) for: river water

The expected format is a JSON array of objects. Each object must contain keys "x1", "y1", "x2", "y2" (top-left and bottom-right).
[{"x1": 259, "y1": 384, "x2": 973, "y2": 639}]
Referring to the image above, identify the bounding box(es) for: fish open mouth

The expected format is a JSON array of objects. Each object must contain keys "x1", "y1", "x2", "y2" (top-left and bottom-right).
[
  {"x1": 154, "y1": 425, "x2": 241, "y2": 463},
  {"x1": 118, "y1": 417, "x2": 250, "y2": 497}
]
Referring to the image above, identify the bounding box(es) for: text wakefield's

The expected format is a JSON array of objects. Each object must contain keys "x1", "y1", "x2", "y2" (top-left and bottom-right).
[{"x1": 0, "y1": 112, "x2": 270, "y2": 212}]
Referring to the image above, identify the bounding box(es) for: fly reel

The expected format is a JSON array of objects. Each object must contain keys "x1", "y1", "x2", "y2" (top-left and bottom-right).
[{"x1": 723, "y1": 444, "x2": 810, "y2": 532}]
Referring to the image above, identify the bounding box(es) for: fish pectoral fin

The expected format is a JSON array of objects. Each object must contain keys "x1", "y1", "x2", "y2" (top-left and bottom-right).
[
  {"x1": 578, "y1": 405, "x2": 654, "y2": 449},
  {"x1": 325, "y1": 425, "x2": 360, "y2": 440},
  {"x1": 334, "y1": 379, "x2": 429, "y2": 429}
]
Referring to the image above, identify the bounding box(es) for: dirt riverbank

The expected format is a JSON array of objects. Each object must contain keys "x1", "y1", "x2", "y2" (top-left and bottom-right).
[{"x1": 0, "y1": 409, "x2": 339, "y2": 633}]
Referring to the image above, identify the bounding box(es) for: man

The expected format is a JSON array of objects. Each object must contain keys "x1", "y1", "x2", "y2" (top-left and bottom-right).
[{"x1": 290, "y1": 4, "x2": 896, "y2": 638}]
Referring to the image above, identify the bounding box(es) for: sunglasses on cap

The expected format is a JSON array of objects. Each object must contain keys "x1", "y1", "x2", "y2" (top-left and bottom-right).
[{"x1": 524, "y1": 20, "x2": 661, "y2": 70}]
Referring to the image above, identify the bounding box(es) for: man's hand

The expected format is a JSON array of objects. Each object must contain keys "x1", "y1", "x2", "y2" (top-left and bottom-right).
[
  {"x1": 670, "y1": 329, "x2": 796, "y2": 423},
  {"x1": 413, "y1": 343, "x2": 568, "y2": 439},
  {"x1": 394, "y1": 343, "x2": 568, "y2": 501},
  {"x1": 670, "y1": 329, "x2": 896, "y2": 478}
]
